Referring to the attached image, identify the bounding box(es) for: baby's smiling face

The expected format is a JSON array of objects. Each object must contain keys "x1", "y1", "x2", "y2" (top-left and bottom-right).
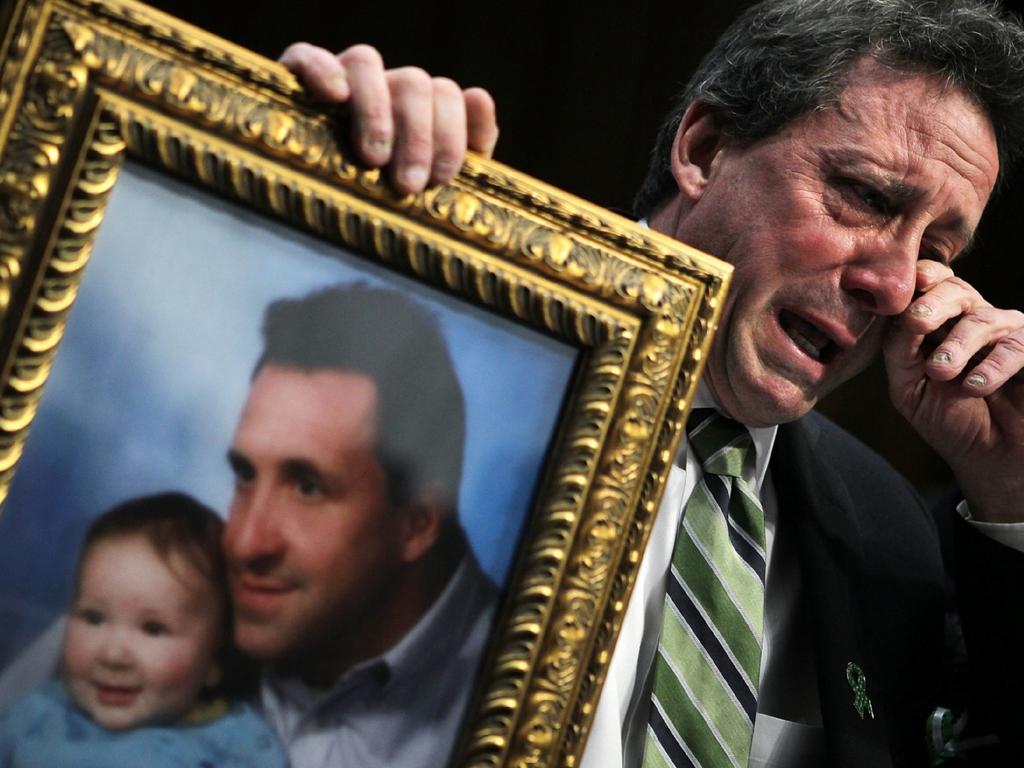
[{"x1": 61, "y1": 534, "x2": 223, "y2": 730}]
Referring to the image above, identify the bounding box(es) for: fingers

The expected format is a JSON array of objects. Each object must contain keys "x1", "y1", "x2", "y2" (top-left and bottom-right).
[
  {"x1": 892, "y1": 261, "x2": 1024, "y2": 394},
  {"x1": 964, "y1": 328, "x2": 1024, "y2": 395},
  {"x1": 429, "y1": 77, "x2": 467, "y2": 185},
  {"x1": 338, "y1": 45, "x2": 394, "y2": 167},
  {"x1": 385, "y1": 67, "x2": 434, "y2": 193},
  {"x1": 280, "y1": 43, "x2": 498, "y2": 194},
  {"x1": 909, "y1": 259, "x2": 953, "y2": 294},
  {"x1": 464, "y1": 87, "x2": 499, "y2": 158},
  {"x1": 279, "y1": 43, "x2": 350, "y2": 102}
]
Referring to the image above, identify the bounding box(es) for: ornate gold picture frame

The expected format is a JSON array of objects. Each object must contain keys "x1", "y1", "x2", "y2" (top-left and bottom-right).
[{"x1": 0, "y1": 0, "x2": 730, "y2": 764}]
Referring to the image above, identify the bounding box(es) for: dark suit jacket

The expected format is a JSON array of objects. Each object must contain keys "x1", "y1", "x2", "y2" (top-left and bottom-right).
[{"x1": 773, "y1": 412, "x2": 1024, "y2": 767}]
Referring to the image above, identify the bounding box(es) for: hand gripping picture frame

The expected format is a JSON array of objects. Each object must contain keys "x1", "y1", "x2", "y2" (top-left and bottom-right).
[{"x1": 0, "y1": 0, "x2": 730, "y2": 765}]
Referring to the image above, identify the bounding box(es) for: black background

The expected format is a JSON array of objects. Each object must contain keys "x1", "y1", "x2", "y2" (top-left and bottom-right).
[{"x1": 146, "y1": 0, "x2": 1024, "y2": 502}]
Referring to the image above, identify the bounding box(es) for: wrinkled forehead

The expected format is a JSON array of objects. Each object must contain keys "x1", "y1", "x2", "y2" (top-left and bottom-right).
[
  {"x1": 783, "y1": 58, "x2": 1001, "y2": 212},
  {"x1": 835, "y1": 58, "x2": 998, "y2": 169}
]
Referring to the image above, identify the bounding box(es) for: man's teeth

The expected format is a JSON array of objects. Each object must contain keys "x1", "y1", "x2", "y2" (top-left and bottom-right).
[
  {"x1": 789, "y1": 329, "x2": 822, "y2": 360},
  {"x1": 780, "y1": 311, "x2": 829, "y2": 361}
]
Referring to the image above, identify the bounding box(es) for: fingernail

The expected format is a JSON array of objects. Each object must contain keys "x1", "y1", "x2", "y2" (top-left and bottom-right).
[
  {"x1": 399, "y1": 166, "x2": 429, "y2": 192},
  {"x1": 327, "y1": 72, "x2": 348, "y2": 97},
  {"x1": 966, "y1": 373, "x2": 987, "y2": 388},
  {"x1": 909, "y1": 303, "x2": 933, "y2": 317},
  {"x1": 930, "y1": 350, "x2": 952, "y2": 365},
  {"x1": 362, "y1": 136, "x2": 392, "y2": 158}
]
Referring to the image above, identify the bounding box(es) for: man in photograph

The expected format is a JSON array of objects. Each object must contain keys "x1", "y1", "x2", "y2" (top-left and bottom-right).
[
  {"x1": 222, "y1": 283, "x2": 498, "y2": 767},
  {"x1": 283, "y1": 0, "x2": 1024, "y2": 765},
  {"x1": 0, "y1": 283, "x2": 498, "y2": 766}
]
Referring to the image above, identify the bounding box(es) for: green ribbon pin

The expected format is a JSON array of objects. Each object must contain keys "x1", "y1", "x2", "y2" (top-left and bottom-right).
[{"x1": 846, "y1": 662, "x2": 875, "y2": 720}]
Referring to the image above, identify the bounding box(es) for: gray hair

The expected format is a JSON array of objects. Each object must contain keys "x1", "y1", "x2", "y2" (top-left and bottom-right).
[{"x1": 634, "y1": 0, "x2": 1024, "y2": 217}]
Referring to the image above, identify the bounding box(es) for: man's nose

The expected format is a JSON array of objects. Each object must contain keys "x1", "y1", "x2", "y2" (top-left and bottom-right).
[
  {"x1": 840, "y1": 232, "x2": 920, "y2": 316},
  {"x1": 223, "y1": 487, "x2": 285, "y2": 568}
]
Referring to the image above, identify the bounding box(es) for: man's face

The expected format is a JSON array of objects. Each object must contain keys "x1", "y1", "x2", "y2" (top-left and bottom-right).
[
  {"x1": 222, "y1": 365, "x2": 403, "y2": 671},
  {"x1": 664, "y1": 58, "x2": 999, "y2": 426}
]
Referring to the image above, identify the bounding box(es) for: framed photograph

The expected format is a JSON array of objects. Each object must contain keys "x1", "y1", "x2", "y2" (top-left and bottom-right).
[{"x1": 0, "y1": 0, "x2": 730, "y2": 765}]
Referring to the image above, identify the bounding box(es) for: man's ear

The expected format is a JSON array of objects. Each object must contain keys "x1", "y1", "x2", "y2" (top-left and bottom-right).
[
  {"x1": 670, "y1": 101, "x2": 728, "y2": 203},
  {"x1": 396, "y1": 493, "x2": 445, "y2": 563}
]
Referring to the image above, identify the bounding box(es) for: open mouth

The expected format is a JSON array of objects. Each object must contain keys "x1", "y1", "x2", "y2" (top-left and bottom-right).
[
  {"x1": 95, "y1": 683, "x2": 141, "y2": 706},
  {"x1": 779, "y1": 310, "x2": 837, "y2": 363}
]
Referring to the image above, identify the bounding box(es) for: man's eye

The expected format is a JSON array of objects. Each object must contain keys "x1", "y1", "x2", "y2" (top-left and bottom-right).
[
  {"x1": 227, "y1": 452, "x2": 255, "y2": 488},
  {"x1": 295, "y1": 477, "x2": 325, "y2": 499},
  {"x1": 231, "y1": 465, "x2": 255, "y2": 492},
  {"x1": 141, "y1": 620, "x2": 169, "y2": 637},
  {"x1": 851, "y1": 182, "x2": 890, "y2": 214}
]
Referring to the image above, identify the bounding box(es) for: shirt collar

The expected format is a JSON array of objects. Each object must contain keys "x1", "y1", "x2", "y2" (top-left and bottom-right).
[
  {"x1": 379, "y1": 554, "x2": 479, "y2": 678},
  {"x1": 263, "y1": 552, "x2": 492, "y2": 713},
  {"x1": 691, "y1": 382, "x2": 777, "y2": 493}
]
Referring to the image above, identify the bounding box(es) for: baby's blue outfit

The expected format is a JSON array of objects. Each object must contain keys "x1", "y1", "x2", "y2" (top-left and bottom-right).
[{"x1": 0, "y1": 682, "x2": 286, "y2": 767}]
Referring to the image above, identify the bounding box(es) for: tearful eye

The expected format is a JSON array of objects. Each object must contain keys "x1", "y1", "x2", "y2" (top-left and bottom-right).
[
  {"x1": 851, "y1": 182, "x2": 891, "y2": 214},
  {"x1": 829, "y1": 175, "x2": 895, "y2": 223}
]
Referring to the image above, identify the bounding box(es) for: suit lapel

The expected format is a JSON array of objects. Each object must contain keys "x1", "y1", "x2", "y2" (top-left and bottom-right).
[{"x1": 772, "y1": 417, "x2": 894, "y2": 768}]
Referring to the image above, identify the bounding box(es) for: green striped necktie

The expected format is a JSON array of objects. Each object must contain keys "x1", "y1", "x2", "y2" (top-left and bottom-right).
[{"x1": 644, "y1": 409, "x2": 766, "y2": 768}]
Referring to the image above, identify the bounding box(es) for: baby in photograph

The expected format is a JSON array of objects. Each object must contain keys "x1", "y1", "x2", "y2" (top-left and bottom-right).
[{"x1": 0, "y1": 492, "x2": 285, "y2": 767}]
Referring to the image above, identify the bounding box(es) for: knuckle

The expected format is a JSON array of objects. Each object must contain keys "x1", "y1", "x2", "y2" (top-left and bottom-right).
[
  {"x1": 939, "y1": 334, "x2": 965, "y2": 353},
  {"x1": 389, "y1": 66, "x2": 432, "y2": 92},
  {"x1": 976, "y1": 333, "x2": 1024, "y2": 382},
  {"x1": 431, "y1": 76, "x2": 461, "y2": 98},
  {"x1": 279, "y1": 41, "x2": 311, "y2": 60},
  {"x1": 917, "y1": 259, "x2": 949, "y2": 279},
  {"x1": 944, "y1": 275, "x2": 972, "y2": 293},
  {"x1": 465, "y1": 86, "x2": 495, "y2": 110},
  {"x1": 279, "y1": 41, "x2": 320, "y2": 70},
  {"x1": 978, "y1": 353, "x2": 1012, "y2": 381},
  {"x1": 968, "y1": 305, "x2": 1024, "y2": 330},
  {"x1": 401, "y1": 133, "x2": 433, "y2": 162},
  {"x1": 959, "y1": 309, "x2": 992, "y2": 328},
  {"x1": 916, "y1": 261, "x2": 952, "y2": 289},
  {"x1": 997, "y1": 332, "x2": 1024, "y2": 359},
  {"x1": 339, "y1": 44, "x2": 384, "y2": 69},
  {"x1": 464, "y1": 87, "x2": 499, "y2": 154}
]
